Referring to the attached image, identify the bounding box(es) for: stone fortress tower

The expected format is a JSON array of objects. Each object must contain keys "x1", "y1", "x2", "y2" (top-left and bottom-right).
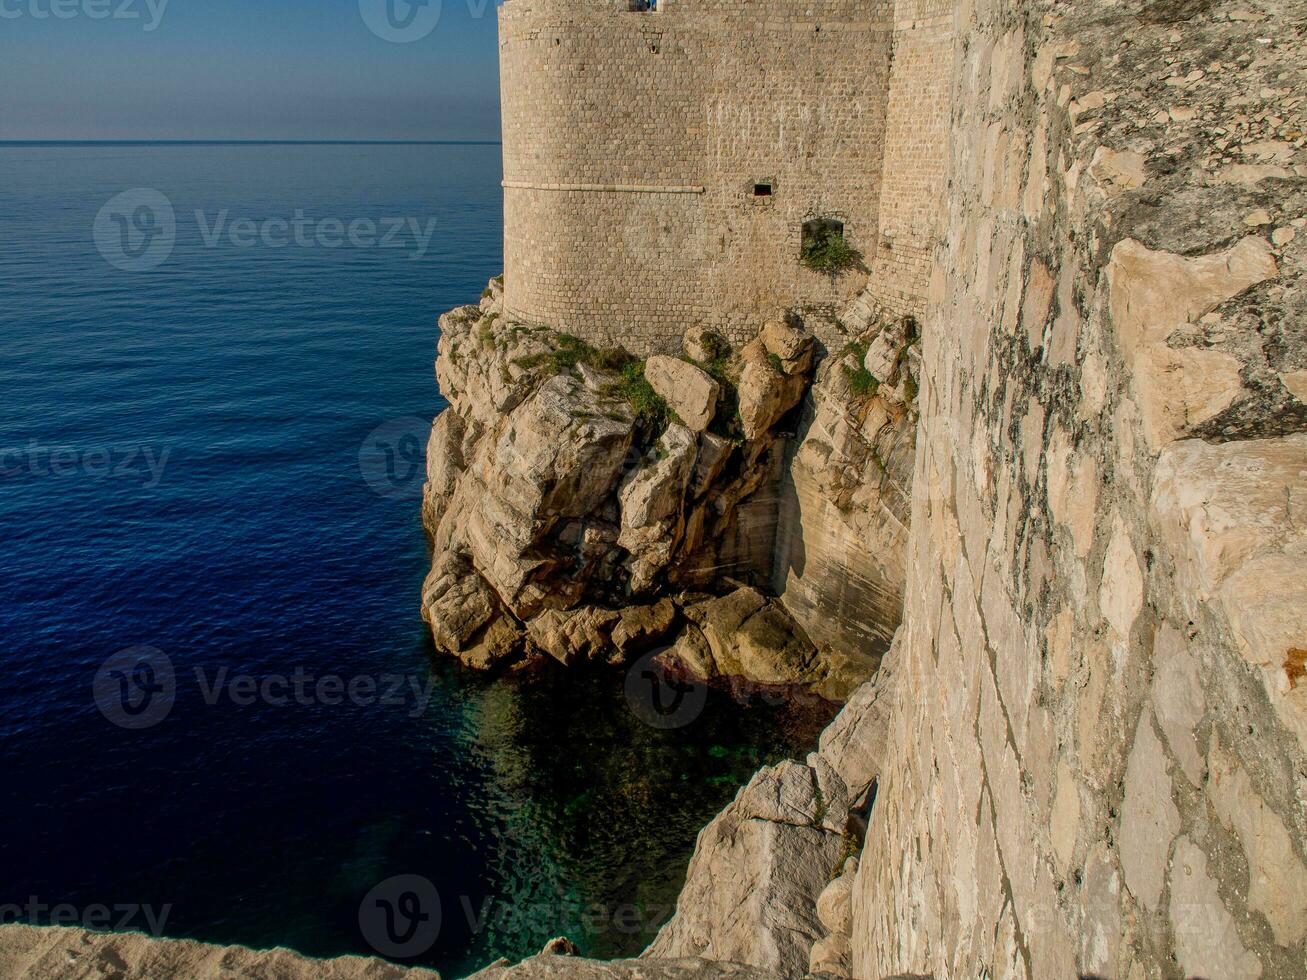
[{"x1": 498, "y1": 0, "x2": 953, "y2": 354}]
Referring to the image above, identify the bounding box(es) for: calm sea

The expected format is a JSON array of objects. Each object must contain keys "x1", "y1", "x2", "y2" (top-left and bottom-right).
[{"x1": 0, "y1": 143, "x2": 827, "y2": 975}]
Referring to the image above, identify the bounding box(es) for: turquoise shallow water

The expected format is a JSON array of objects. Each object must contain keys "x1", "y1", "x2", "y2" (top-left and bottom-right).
[{"x1": 0, "y1": 143, "x2": 830, "y2": 975}]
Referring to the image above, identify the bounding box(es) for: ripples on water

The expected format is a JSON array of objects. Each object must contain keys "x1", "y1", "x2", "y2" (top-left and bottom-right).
[{"x1": 0, "y1": 143, "x2": 833, "y2": 975}]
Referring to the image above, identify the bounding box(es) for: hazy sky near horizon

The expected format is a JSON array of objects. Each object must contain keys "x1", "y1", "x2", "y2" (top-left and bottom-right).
[{"x1": 0, "y1": 0, "x2": 503, "y2": 140}]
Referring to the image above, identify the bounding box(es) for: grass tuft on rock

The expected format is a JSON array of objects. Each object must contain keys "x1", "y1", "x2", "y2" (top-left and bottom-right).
[
  {"x1": 514, "y1": 332, "x2": 636, "y2": 377},
  {"x1": 840, "y1": 339, "x2": 879, "y2": 398},
  {"x1": 617, "y1": 361, "x2": 674, "y2": 431},
  {"x1": 845, "y1": 365, "x2": 880, "y2": 398}
]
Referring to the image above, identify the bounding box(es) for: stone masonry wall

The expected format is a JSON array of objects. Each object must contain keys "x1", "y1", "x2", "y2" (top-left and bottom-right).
[
  {"x1": 498, "y1": 0, "x2": 893, "y2": 354},
  {"x1": 851, "y1": 0, "x2": 1307, "y2": 976},
  {"x1": 861, "y1": 0, "x2": 952, "y2": 321}
]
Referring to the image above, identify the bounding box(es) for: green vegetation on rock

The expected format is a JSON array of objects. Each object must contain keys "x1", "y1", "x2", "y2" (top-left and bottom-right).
[
  {"x1": 616, "y1": 361, "x2": 674, "y2": 431},
  {"x1": 506, "y1": 327, "x2": 684, "y2": 433},
  {"x1": 840, "y1": 340, "x2": 880, "y2": 398},
  {"x1": 801, "y1": 225, "x2": 858, "y2": 276},
  {"x1": 515, "y1": 332, "x2": 633, "y2": 376}
]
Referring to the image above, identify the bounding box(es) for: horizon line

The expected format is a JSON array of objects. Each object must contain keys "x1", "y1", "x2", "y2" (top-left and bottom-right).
[{"x1": 0, "y1": 139, "x2": 503, "y2": 146}]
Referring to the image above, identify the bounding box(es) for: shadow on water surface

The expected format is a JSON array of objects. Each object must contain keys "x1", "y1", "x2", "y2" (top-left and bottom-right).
[{"x1": 417, "y1": 649, "x2": 839, "y2": 973}]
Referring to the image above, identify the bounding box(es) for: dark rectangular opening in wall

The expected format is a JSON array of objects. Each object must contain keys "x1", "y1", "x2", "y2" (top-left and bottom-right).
[{"x1": 753, "y1": 183, "x2": 773, "y2": 197}]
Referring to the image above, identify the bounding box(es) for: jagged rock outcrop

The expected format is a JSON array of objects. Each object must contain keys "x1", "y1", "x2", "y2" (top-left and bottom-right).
[
  {"x1": 808, "y1": 857, "x2": 858, "y2": 978},
  {"x1": 671, "y1": 587, "x2": 817, "y2": 686},
  {"x1": 466, "y1": 948, "x2": 780, "y2": 980},
  {"x1": 643, "y1": 643, "x2": 899, "y2": 976},
  {"x1": 0, "y1": 924, "x2": 438, "y2": 980},
  {"x1": 643, "y1": 761, "x2": 846, "y2": 976},
  {"x1": 420, "y1": 292, "x2": 892, "y2": 698},
  {"x1": 736, "y1": 321, "x2": 815, "y2": 441},
  {"x1": 0, "y1": 927, "x2": 787, "y2": 980},
  {"x1": 644, "y1": 356, "x2": 721, "y2": 433},
  {"x1": 774, "y1": 308, "x2": 919, "y2": 661}
]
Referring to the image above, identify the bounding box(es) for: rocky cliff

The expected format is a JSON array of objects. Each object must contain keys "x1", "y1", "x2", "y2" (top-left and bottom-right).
[
  {"x1": 460, "y1": 0, "x2": 1307, "y2": 975},
  {"x1": 0, "y1": 923, "x2": 441, "y2": 979},
  {"x1": 424, "y1": 0, "x2": 1307, "y2": 971},
  {"x1": 845, "y1": 0, "x2": 1307, "y2": 973},
  {"x1": 649, "y1": 0, "x2": 1307, "y2": 976},
  {"x1": 9, "y1": 0, "x2": 1303, "y2": 977},
  {"x1": 418, "y1": 279, "x2": 918, "y2": 700}
]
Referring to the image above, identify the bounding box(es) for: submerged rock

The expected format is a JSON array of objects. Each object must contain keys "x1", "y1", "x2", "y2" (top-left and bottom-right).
[
  {"x1": 645, "y1": 637, "x2": 900, "y2": 976},
  {"x1": 643, "y1": 759, "x2": 847, "y2": 976}
]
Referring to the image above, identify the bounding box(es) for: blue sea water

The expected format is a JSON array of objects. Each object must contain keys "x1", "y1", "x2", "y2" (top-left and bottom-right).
[{"x1": 0, "y1": 143, "x2": 828, "y2": 975}]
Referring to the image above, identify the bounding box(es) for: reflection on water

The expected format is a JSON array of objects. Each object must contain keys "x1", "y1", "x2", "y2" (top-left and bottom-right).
[
  {"x1": 0, "y1": 141, "x2": 836, "y2": 977},
  {"x1": 437, "y1": 656, "x2": 838, "y2": 970}
]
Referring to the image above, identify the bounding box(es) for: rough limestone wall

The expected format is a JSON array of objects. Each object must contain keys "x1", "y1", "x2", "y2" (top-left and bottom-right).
[
  {"x1": 773, "y1": 330, "x2": 919, "y2": 660},
  {"x1": 768, "y1": 0, "x2": 951, "y2": 662},
  {"x1": 862, "y1": 0, "x2": 952, "y2": 321},
  {"x1": 852, "y1": 0, "x2": 1307, "y2": 977},
  {"x1": 498, "y1": 0, "x2": 892, "y2": 354}
]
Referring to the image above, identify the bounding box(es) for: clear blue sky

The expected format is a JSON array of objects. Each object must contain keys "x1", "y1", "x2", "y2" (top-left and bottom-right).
[{"x1": 0, "y1": 0, "x2": 503, "y2": 140}]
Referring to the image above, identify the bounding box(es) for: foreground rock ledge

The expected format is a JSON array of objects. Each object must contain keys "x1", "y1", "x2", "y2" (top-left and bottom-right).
[
  {"x1": 0, "y1": 924, "x2": 439, "y2": 980},
  {"x1": 0, "y1": 925, "x2": 786, "y2": 980}
]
